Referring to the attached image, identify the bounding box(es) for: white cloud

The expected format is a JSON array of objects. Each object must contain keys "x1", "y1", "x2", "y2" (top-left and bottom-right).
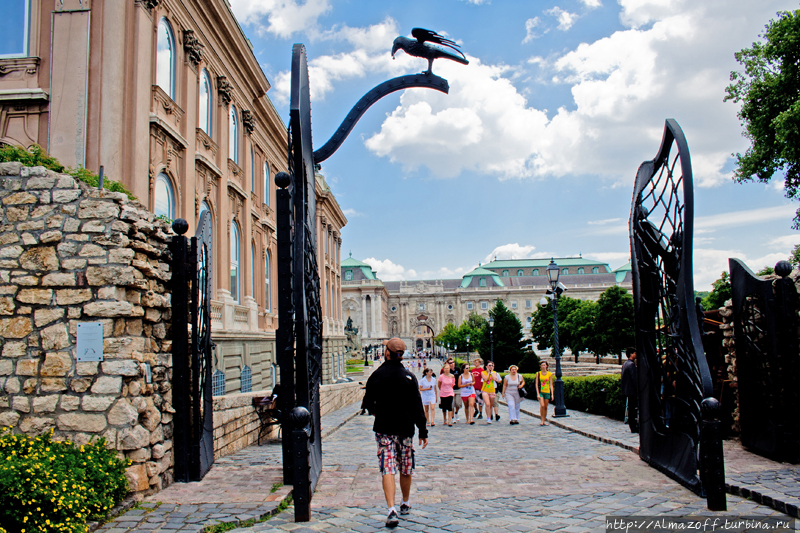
[
  {"x1": 588, "y1": 217, "x2": 623, "y2": 225},
  {"x1": 483, "y1": 243, "x2": 539, "y2": 263},
  {"x1": 768, "y1": 234, "x2": 800, "y2": 250},
  {"x1": 342, "y1": 208, "x2": 362, "y2": 217},
  {"x1": 523, "y1": 17, "x2": 544, "y2": 43},
  {"x1": 583, "y1": 251, "x2": 631, "y2": 266},
  {"x1": 546, "y1": 7, "x2": 579, "y2": 31},
  {"x1": 363, "y1": 257, "x2": 417, "y2": 281},
  {"x1": 229, "y1": 0, "x2": 331, "y2": 38},
  {"x1": 580, "y1": 0, "x2": 602, "y2": 7},
  {"x1": 693, "y1": 248, "x2": 788, "y2": 292},
  {"x1": 419, "y1": 266, "x2": 473, "y2": 279},
  {"x1": 695, "y1": 205, "x2": 796, "y2": 231}
]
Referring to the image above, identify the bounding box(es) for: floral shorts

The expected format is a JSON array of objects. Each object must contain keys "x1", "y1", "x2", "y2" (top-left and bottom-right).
[{"x1": 375, "y1": 433, "x2": 415, "y2": 476}]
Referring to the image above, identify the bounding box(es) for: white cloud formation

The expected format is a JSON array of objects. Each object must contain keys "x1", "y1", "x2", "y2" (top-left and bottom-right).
[
  {"x1": 695, "y1": 205, "x2": 796, "y2": 231},
  {"x1": 229, "y1": 0, "x2": 331, "y2": 38},
  {"x1": 583, "y1": 251, "x2": 631, "y2": 266},
  {"x1": 342, "y1": 208, "x2": 362, "y2": 217},
  {"x1": 523, "y1": 17, "x2": 543, "y2": 43},
  {"x1": 363, "y1": 257, "x2": 417, "y2": 281},
  {"x1": 693, "y1": 248, "x2": 788, "y2": 292},
  {"x1": 768, "y1": 234, "x2": 800, "y2": 250},
  {"x1": 580, "y1": 0, "x2": 602, "y2": 7},
  {"x1": 588, "y1": 217, "x2": 623, "y2": 225},
  {"x1": 483, "y1": 243, "x2": 539, "y2": 263},
  {"x1": 546, "y1": 7, "x2": 579, "y2": 31}
]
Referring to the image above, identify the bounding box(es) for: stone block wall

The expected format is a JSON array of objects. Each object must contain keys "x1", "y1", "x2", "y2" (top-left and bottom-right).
[
  {"x1": 322, "y1": 335, "x2": 346, "y2": 384},
  {"x1": 0, "y1": 162, "x2": 174, "y2": 498}
]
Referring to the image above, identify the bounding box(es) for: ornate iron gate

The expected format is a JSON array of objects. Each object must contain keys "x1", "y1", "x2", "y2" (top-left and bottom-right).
[
  {"x1": 730, "y1": 258, "x2": 800, "y2": 463},
  {"x1": 170, "y1": 213, "x2": 215, "y2": 482},
  {"x1": 629, "y1": 119, "x2": 725, "y2": 510}
]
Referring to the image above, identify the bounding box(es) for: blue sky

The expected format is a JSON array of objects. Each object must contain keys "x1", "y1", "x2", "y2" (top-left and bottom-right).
[{"x1": 230, "y1": 0, "x2": 800, "y2": 290}]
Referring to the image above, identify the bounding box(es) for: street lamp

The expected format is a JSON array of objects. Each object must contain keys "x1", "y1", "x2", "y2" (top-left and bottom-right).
[
  {"x1": 465, "y1": 335, "x2": 470, "y2": 364},
  {"x1": 545, "y1": 259, "x2": 568, "y2": 418},
  {"x1": 488, "y1": 316, "x2": 495, "y2": 362}
]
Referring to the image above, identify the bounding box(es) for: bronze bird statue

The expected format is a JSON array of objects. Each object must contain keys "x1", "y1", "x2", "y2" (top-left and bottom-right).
[{"x1": 391, "y1": 28, "x2": 468, "y2": 75}]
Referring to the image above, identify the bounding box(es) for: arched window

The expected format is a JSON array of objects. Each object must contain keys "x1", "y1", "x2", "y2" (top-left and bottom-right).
[
  {"x1": 263, "y1": 162, "x2": 270, "y2": 206},
  {"x1": 199, "y1": 201, "x2": 211, "y2": 223},
  {"x1": 592, "y1": 267, "x2": 599, "y2": 273},
  {"x1": 265, "y1": 251, "x2": 271, "y2": 312},
  {"x1": 212, "y1": 369, "x2": 226, "y2": 396},
  {"x1": 156, "y1": 18, "x2": 175, "y2": 99},
  {"x1": 251, "y1": 242, "x2": 256, "y2": 297},
  {"x1": 199, "y1": 69, "x2": 212, "y2": 135},
  {"x1": 230, "y1": 221, "x2": 241, "y2": 303},
  {"x1": 250, "y1": 147, "x2": 255, "y2": 191},
  {"x1": 154, "y1": 173, "x2": 175, "y2": 219},
  {"x1": 578, "y1": 267, "x2": 585, "y2": 274},
  {"x1": 345, "y1": 270, "x2": 352, "y2": 281},
  {"x1": 502, "y1": 270, "x2": 509, "y2": 277},
  {"x1": 562, "y1": 268, "x2": 569, "y2": 275},
  {"x1": 533, "y1": 269, "x2": 539, "y2": 276},
  {"x1": 517, "y1": 269, "x2": 524, "y2": 276},
  {"x1": 229, "y1": 105, "x2": 239, "y2": 163},
  {"x1": 240, "y1": 365, "x2": 252, "y2": 393}
]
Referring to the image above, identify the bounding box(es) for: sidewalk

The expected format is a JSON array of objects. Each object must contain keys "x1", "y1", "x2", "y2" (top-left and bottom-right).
[{"x1": 508, "y1": 397, "x2": 800, "y2": 518}]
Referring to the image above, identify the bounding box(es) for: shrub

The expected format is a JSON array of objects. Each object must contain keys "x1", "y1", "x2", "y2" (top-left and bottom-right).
[
  {"x1": 0, "y1": 428, "x2": 129, "y2": 533},
  {"x1": 0, "y1": 144, "x2": 136, "y2": 201},
  {"x1": 562, "y1": 374, "x2": 624, "y2": 420}
]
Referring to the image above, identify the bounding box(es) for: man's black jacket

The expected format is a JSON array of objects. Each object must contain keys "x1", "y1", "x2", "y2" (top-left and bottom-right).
[
  {"x1": 361, "y1": 358, "x2": 428, "y2": 440},
  {"x1": 620, "y1": 359, "x2": 638, "y2": 397}
]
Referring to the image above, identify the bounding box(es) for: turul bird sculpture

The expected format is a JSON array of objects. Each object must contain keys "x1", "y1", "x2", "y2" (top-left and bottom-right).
[{"x1": 391, "y1": 28, "x2": 468, "y2": 75}]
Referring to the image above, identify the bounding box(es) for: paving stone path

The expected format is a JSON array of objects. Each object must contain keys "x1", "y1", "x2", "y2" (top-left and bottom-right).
[{"x1": 97, "y1": 359, "x2": 797, "y2": 532}]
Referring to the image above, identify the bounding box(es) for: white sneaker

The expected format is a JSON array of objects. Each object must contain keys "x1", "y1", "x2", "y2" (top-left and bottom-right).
[{"x1": 487, "y1": 419, "x2": 492, "y2": 424}]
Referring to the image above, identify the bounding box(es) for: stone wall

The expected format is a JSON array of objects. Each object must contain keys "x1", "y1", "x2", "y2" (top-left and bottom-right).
[{"x1": 0, "y1": 162, "x2": 174, "y2": 497}]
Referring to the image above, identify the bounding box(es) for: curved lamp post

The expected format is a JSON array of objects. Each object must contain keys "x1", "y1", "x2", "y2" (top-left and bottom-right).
[
  {"x1": 488, "y1": 316, "x2": 495, "y2": 362},
  {"x1": 545, "y1": 259, "x2": 568, "y2": 418}
]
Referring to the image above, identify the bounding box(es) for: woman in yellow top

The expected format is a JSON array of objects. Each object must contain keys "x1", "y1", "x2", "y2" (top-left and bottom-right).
[
  {"x1": 534, "y1": 361, "x2": 554, "y2": 426},
  {"x1": 480, "y1": 361, "x2": 502, "y2": 424}
]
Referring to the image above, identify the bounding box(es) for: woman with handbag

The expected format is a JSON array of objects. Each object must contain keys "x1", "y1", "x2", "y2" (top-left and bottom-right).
[
  {"x1": 437, "y1": 363, "x2": 455, "y2": 426},
  {"x1": 458, "y1": 363, "x2": 477, "y2": 425},
  {"x1": 535, "y1": 361, "x2": 554, "y2": 426},
  {"x1": 501, "y1": 365, "x2": 525, "y2": 425}
]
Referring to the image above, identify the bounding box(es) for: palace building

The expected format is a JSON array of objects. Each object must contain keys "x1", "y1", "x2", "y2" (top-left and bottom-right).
[
  {"x1": 342, "y1": 256, "x2": 632, "y2": 352},
  {"x1": 0, "y1": 0, "x2": 347, "y2": 392}
]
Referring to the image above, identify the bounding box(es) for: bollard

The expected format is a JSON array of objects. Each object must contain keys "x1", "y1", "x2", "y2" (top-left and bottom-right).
[{"x1": 700, "y1": 397, "x2": 727, "y2": 511}]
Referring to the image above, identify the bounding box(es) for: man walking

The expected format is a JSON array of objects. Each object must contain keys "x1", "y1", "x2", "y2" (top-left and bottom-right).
[
  {"x1": 362, "y1": 338, "x2": 429, "y2": 528},
  {"x1": 621, "y1": 347, "x2": 639, "y2": 433}
]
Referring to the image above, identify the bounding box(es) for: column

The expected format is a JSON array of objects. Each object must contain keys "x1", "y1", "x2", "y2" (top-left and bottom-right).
[
  {"x1": 371, "y1": 292, "x2": 378, "y2": 339},
  {"x1": 362, "y1": 293, "x2": 367, "y2": 337}
]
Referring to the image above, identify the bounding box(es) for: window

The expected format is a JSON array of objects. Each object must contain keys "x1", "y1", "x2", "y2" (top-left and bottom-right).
[
  {"x1": 419, "y1": 303, "x2": 425, "y2": 311},
  {"x1": 511, "y1": 301, "x2": 517, "y2": 308},
  {"x1": 466, "y1": 302, "x2": 473, "y2": 310},
  {"x1": 501, "y1": 270, "x2": 508, "y2": 277},
  {"x1": 578, "y1": 267, "x2": 585, "y2": 274},
  {"x1": 199, "y1": 69, "x2": 212, "y2": 135},
  {"x1": 592, "y1": 267, "x2": 599, "y2": 273},
  {"x1": 212, "y1": 369, "x2": 226, "y2": 396},
  {"x1": 229, "y1": 105, "x2": 239, "y2": 163},
  {"x1": 271, "y1": 364, "x2": 278, "y2": 388},
  {"x1": 263, "y1": 162, "x2": 270, "y2": 206},
  {"x1": 479, "y1": 277, "x2": 487, "y2": 287},
  {"x1": 447, "y1": 304, "x2": 453, "y2": 310},
  {"x1": 532, "y1": 269, "x2": 539, "y2": 276},
  {"x1": 265, "y1": 251, "x2": 271, "y2": 312},
  {"x1": 525, "y1": 300, "x2": 531, "y2": 308},
  {"x1": 345, "y1": 270, "x2": 352, "y2": 281},
  {"x1": 250, "y1": 147, "x2": 255, "y2": 191},
  {"x1": 481, "y1": 301, "x2": 488, "y2": 310},
  {"x1": 156, "y1": 18, "x2": 175, "y2": 99},
  {"x1": 154, "y1": 173, "x2": 175, "y2": 219},
  {"x1": 391, "y1": 306, "x2": 397, "y2": 312},
  {"x1": 230, "y1": 221, "x2": 241, "y2": 303},
  {"x1": 1, "y1": 1, "x2": 29, "y2": 57},
  {"x1": 562, "y1": 268, "x2": 569, "y2": 275},
  {"x1": 517, "y1": 269, "x2": 524, "y2": 276},
  {"x1": 251, "y1": 243, "x2": 256, "y2": 297},
  {"x1": 526, "y1": 316, "x2": 532, "y2": 324},
  {"x1": 240, "y1": 366, "x2": 252, "y2": 393}
]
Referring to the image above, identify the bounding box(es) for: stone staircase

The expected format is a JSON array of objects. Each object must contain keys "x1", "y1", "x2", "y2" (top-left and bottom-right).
[{"x1": 537, "y1": 357, "x2": 621, "y2": 377}]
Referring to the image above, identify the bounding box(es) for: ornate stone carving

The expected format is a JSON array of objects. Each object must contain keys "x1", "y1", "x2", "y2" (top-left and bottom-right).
[
  {"x1": 195, "y1": 128, "x2": 218, "y2": 157},
  {"x1": 241, "y1": 110, "x2": 255, "y2": 135},
  {"x1": 0, "y1": 58, "x2": 39, "y2": 78},
  {"x1": 141, "y1": 0, "x2": 161, "y2": 9},
  {"x1": 217, "y1": 76, "x2": 232, "y2": 107},
  {"x1": 152, "y1": 85, "x2": 185, "y2": 124},
  {"x1": 183, "y1": 30, "x2": 204, "y2": 68}
]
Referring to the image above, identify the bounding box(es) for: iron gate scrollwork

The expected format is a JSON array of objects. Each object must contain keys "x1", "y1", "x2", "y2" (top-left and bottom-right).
[
  {"x1": 170, "y1": 212, "x2": 215, "y2": 482},
  {"x1": 730, "y1": 258, "x2": 800, "y2": 464},
  {"x1": 629, "y1": 119, "x2": 725, "y2": 510}
]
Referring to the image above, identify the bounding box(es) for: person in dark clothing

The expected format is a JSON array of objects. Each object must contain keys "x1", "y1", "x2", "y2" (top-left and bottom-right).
[
  {"x1": 621, "y1": 347, "x2": 639, "y2": 433},
  {"x1": 361, "y1": 337, "x2": 429, "y2": 528}
]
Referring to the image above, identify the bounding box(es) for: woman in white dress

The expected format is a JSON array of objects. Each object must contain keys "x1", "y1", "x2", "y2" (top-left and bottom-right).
[{"x1": 419, "y1": 367, "x2": 438, "y2": 426}]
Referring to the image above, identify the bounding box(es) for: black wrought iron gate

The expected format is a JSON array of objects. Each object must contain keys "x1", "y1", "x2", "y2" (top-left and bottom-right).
[
  {"x1": 629, "y1": 119, "x2": 726, "y2": 510},
  {"x1": 170, "y1": 213, "x2": 215, "y2": 482},
  {"x1": 729, "y1": 258, "x2": 800, "y2": 463}
]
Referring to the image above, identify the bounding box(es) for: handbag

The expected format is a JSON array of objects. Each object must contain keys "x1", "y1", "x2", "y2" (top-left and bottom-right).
[{"x1": 518, "y1": 381, "x2": 527, "y2": 398}]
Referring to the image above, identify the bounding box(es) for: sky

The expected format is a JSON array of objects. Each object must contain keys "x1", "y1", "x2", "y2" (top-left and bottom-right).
[{"x1": 229, "y1": 0, "x2": 800, "y2": 291}]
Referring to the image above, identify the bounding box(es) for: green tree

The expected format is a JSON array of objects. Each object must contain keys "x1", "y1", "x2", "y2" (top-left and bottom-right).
[
  {"x1": 561, "y1": 300, "x2": 598, "y2": 361},
  {"x1": 435, "y1": 322, "x2": 460, "y2": 349},
  {"x1": 701, "y1": 271, "x2": 732, "y2": 311},
  {"x1": 725, "y1": 9, "x2": 800, "y2": 228},
  {"x1": 459, "y1": 312, "x2": 488, "y2": 358},
  {"x1": 488, "y1": 300, "x2": 527, "y2": 371},
  {"x1": 593, "y1": 286, "x2": 635, "y2": 362},
  {"x1": 790, "y1": 243, "x2": 800, "y2": 267},
  {"x1": 529, "y1": 295, "x2": 584, "y2": 354},
  {"x1": 757, "y1": 265, "x2": 775, "y2": 276}
]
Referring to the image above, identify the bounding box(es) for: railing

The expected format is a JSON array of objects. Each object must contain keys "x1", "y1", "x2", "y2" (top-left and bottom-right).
[
  {"x1": 233, "y1": 305, "x2": 249, "y2": 324},
  {"x1": 211, "y1": 300, "x2": 223, "y2": 330}
]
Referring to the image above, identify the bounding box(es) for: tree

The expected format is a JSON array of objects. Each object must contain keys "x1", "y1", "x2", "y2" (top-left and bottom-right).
[
  {"x1": 725, "y1": 9, "x2": 800, "y2": 228},
  {"x1": 529, "y1": 295, "x2": 583, "y2": 354},
  {"x1": 561, "y1": 300, "x2": 598, "y2": 361},
  {"x1": 757, "y1": 265, "x2": 775, "y2": 276},
  {"x1": 488, "y1": 300, "x2": 527, "y2": 372},
  {"x1": 593, "y1": 286, "x2": 635, "y2": 362},
  {"x1": 701, "y1": 271, "x2": 732, "y2": 311},
  {"x1": 791, "y1": 243, "x2": 800, "y2": 267},
  {"x1": 433, "y1": 313, "x2": 488, "y2": 359}
]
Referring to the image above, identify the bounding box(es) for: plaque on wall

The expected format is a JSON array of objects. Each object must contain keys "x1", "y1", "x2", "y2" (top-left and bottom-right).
[{"x1": 76, "y1": 322, "x2": 104, "y2": 362}]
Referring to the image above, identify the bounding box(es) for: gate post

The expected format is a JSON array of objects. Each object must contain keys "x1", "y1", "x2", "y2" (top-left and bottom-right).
[
  {"x1": 169, "y1": 219, "x2": 191, "y2": 483},
  {"x1": 291, "y1": 406, "x2": 312, "y2": 522},
  {"x1": 700, "y1": 398, "x2": 727, "y2": 510}
]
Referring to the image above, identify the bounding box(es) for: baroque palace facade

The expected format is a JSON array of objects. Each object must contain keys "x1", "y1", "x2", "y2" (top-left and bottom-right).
[
  {"x1": 342, "y1": 256, "x2": 632, "y2": 352},
  {"x1": 0, "y1": 0, "x2": 347, "y2": 392}
]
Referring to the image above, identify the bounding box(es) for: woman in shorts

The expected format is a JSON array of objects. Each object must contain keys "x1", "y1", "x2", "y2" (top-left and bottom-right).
[
  {"x1": 437, "y1": 363, "x2": 455, "y2": 426},
  {"x1": 481, "y1": 361, "x2": 502, "y2": 423},
  {"x1": 535, "y1": 361, "x2": 554, "y2": 426},
  {"x1": 419, "y1": 367, "x2": 438, "y2": 426},
  {"x1": 458, "y1": 363, "x2": 477, "y2": 425}
]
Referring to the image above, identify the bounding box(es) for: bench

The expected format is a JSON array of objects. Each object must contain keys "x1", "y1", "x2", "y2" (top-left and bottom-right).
[{"x1": 252, "y1": 395, "x2": 281, "y2": 445}]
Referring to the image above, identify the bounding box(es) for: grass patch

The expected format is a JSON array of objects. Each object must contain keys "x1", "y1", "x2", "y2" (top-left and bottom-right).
[
  {"x1": 269, "y1": 482, "x2": 282, "y2": 494},
  {"x1": 202, "y1": 493, "x2": 293, "y2": 533}
]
